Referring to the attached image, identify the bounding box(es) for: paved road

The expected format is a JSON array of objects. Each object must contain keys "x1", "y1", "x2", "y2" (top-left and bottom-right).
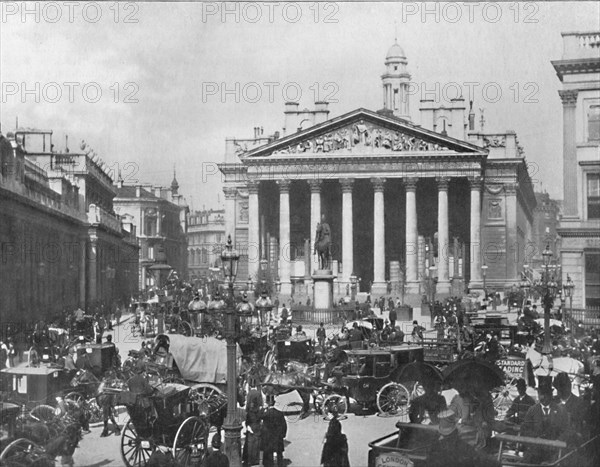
[{"x1": 71, "y1": 315, "x2": 411, "y2": 466}]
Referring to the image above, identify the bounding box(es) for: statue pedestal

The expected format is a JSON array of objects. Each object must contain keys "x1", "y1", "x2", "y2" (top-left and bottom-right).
[{"x1": 312, "y1": 270, "x2": 336, "y2": 310}]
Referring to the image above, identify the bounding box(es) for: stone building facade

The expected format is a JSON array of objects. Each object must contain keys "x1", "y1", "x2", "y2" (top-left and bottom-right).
[
  {"x1": 218, "y1": 42, "x2": 537, "y2": 304},
  {"x1": 553, "y1": 31, "x2": 600, "y2": 308},
  {"x1": 113, "y1": 175, "x2": 188, "y2": 291},
  {"x1": 187, "y1": 207, "x2": 225, "y2": 280},
  {"x1": 0, "y1": 129, "x2": 139, "y2": 323}
]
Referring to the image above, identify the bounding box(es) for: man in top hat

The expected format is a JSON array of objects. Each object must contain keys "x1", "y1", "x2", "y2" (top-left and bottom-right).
[
  {"x1": 505, "y1": 378, "x2": 535, "y2": 426},
  {"x1": 261, "y1": 395, "x2": 287, "y2": 467},
  {"x1": 553, "y1": 372, "x2": 588, "y2": 435},
  {"x1": 202, "y1": 434, "x2": 229, "y2": 467}
]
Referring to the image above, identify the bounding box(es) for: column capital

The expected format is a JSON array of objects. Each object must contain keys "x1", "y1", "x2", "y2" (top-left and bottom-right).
[
  {"x1": 307, "y1": 179, "x2": 322, "y2": 193},
  {"x1": 223, "y1": 186, "x2": 237, "y2": 200},
  {"x1": 371, "y1": 177, "x2": 386, "y2": 192},
  {"x1": 277, "y1": 179, "x2": 291, "y2": 193},
  {"x1": 504, "y1": 182, "x2": 518, "y2": 195},
  {"x1": 467, "y1": 176, "x2": 483, "y2": 191},
  {"x1": 436, "y1": 177, "x2": 450, "y2": 191},
  {"x1": 247, "y1": 180, "x2": 260, "y2": 195},
  {"x1": 558, "y1": 89, "x2": 578, "y2": 106},
  {"x1": 339, "y1": 178, "x2": 354, "y2": 193},
  {"x1": 403, "y1": 177, "x2": 418, "y2": 191}
]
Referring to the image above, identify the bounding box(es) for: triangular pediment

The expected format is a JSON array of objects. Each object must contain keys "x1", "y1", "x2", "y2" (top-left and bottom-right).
[{"x1": 241, "y1": 108, "x2": 483, "y2": 159}]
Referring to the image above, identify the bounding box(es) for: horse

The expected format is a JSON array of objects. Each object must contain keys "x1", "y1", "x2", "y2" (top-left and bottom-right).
[
  {"x1": 247, "y1": 361, "x2": 314, "y2": 417},
  {"x1": 314, "y1": 221, "x2": 331, "y2": 270},
  {"x1": 525, "y1": 344, "x2": 585, "y2": 393},
  {"x1": 69, "y1": 369, "x2": 124, "y2": 435}
]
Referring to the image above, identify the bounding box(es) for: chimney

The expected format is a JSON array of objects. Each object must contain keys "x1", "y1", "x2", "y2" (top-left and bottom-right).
[
  {"x1": 313, "y1": 101, "x2": 330, "y2": 125},
  {"x1": 283, "y1": 102, "x2": 300, "y2": 136},
  {"x1": 135, "y1": 185, "x2": 141, "y2": 197}
]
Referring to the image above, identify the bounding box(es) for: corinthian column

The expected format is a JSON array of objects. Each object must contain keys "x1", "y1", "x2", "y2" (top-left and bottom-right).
[
  {"x1": 559, "y1": 89, "x2": 579, "y2": 218},
  {"x1": 340, "y1": 178, "x2": 354, "y2": 283},
  {"x1": 308, "y1": 179, "x2": 322, "y2": 273},
  {"x1": 247, "y1": 180, "x2": 260, "y2": 280},
  {"x1": 437, "y1": 177, "x2": 451, "y2": 295},
  {"x1": 404, "y1": 178, "x2": 419, "y2": 293},
  {"x1": 372, "y1": 178, "x2": 386, "y2": 295},
  {"x1": 469, "y1": 176, "x2": 483, "y2": 288},
  {"x1": 278, "y1": 180, "x2": 292, "y2": 295}
]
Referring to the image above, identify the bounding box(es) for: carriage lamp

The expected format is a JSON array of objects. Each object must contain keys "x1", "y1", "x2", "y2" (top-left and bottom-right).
[
  {"x1": 219, "y1": 234, "x2": 243, "y2": 466},
  {"x1": 189, "y1": 295, "x2": 207, "y2": 334},
  {"x1": 255, "y1": 289, "x2": 273, "y2": 327}
]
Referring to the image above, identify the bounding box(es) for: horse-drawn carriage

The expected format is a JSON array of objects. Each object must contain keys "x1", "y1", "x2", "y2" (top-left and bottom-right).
[
  {"x1": 333, "y1": 345, "x2": 424, "y2": 415},
  {"x1": 0, "y1": 366, "x2": 71, "y2": 407},
  {"x1": 118, "y1": 334, "x2": 238, "y2": 466}
]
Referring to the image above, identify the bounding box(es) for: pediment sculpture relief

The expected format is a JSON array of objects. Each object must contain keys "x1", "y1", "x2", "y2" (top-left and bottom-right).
[{"x1": 271, "y1": 120, "x2": 449, "y2": 155}]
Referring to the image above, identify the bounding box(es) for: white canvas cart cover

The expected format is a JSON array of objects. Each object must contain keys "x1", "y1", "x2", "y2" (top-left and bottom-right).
[{"x1": 155, "y1": 334, "x2": 241, "y2": 384}]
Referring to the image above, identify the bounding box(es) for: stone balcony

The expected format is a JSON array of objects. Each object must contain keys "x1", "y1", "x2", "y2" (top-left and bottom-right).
[
  {"x1": 87, "y1": 203, "x2": 122, "y2": 233},
  {"x1": 561, "y1": 32, "x2": 600, "y2": 60}
]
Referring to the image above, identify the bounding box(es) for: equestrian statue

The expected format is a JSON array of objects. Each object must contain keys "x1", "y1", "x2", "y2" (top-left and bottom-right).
[{"x1": 314, "y1": 214, "x2": 331, "y2": 270}]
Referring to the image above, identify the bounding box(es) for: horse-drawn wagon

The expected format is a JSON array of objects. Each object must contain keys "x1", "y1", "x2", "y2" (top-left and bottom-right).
[
  {"x1": 118, "y1": 333, "x2": 241, "y2": 466},
  {"x1": 0, "y1": 366, "x2": 71, "y2": 407}
]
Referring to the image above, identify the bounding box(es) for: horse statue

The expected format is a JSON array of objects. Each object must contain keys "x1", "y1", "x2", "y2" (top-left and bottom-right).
[{"x1": 314, "y1": 215, "x2": 331, "y2": 270}]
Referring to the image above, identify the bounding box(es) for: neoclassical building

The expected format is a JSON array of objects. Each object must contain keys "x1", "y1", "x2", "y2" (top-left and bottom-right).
[
  {"x1": 219, "y1": 42, "x2": 537, "y2": 303},
  {"x1": 553, "y1": 31, "x2": 600, "y2": 308}
]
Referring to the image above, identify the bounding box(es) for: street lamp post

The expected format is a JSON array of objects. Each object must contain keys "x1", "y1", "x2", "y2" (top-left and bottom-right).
[
  {"x1": 563, "y1": 275, "x2": 574, "y2": 326},
  {"x1": 255, "y1": 289, "x2": 273, "y2": 329},
  {"x1": 481, "y1": 263, "x2": 488, "y2": 303},
  {"x1": 541, "y1": 244, "x2": 558, "y2": 355},
  {"x1": 350, "y1": 274, "x2": 358, "y2": 301},
  {"x1": 428, "y1": 266, "x2": 437, "y2": 305},
  {"x1": 219, "y1": 235, "x2": 244, "y2": 466}
]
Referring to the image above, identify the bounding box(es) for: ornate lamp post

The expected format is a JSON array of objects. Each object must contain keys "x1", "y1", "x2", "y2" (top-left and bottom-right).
[
  {"x1": 349, "y1": 273, "x2": 358, "y2": 301},
  {"x1": 219, "y1": 235, "x2": 244, "y2": 466},
  {"x1": 563, "y1": 275, "x2": 574, "y2": 324},
  {"x1": 255, "y1": 289, "x2": 273, "y2": 328},
  {"x1": 540, "y1": 244, "x2": 558, "y2": 355},
  {"x1": 481, "y1": 262, "x2": 488, "y2": 301}
]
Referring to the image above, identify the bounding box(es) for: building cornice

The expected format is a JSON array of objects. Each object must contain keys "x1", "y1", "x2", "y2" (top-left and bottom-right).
[{"x1": 551, "y1": 57, "x2": 600, "y2": 81}]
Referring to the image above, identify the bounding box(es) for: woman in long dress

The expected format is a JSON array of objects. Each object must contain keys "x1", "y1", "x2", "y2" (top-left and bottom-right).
[{"x1": 320, "y1": 417, "x2": 350, "y2": 467}]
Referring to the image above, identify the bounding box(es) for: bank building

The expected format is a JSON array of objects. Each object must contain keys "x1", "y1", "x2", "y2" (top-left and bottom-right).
[{"x1": 219, "y1": 41, "x2": 537, "y2": 305}]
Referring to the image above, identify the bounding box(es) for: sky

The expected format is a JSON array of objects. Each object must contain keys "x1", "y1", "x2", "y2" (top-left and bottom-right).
[{"x1": 2, "y1": 1, "x2": 600, "y2": 210}]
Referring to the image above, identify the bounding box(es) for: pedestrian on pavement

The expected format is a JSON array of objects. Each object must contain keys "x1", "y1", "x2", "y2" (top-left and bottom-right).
[
  {"x1": 202, "y1": 434, "x2": 230, "y2": 467},
  {"x1": 317, "y1": 322, "x2": 327, "y2": 348},
  {"x1": 261, "y1": 395, "x2": 286, "y2": 467},
  {"x1": 320, "y1": 417, "x2": 350, "y2": 467},
  {"x1": 388, "y1": 306, "x2": 397, "y2": 330},
  {"x1": 411, "y1": 321, "x2": 424, "y2": 343},
  {"x1": 280, "y1": 304, "x2": 288, "y2": 325}
]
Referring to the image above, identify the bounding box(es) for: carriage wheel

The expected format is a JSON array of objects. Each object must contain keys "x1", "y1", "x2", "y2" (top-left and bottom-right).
[
  {"x1": 173, "y1": 416, "x2": 210, "y2": 465},
  {"x1": 322, "y1": 394, "x2": 347, "y2": 419},
  {"x1": 64, "y1": 391, "x2": 85, "y2": 405},
  {"x1": 0, "y1": 438, "x2": 42, "y2": 465},
  {"x1": 189, "y1": 383, "x2": 224, "y2": 404},
  {"x1": 29, "y1": 404, "x2": 56, "y2": 423},
  {"x1": 120, "y1": 419, "x2": 155, "y2": 467},
  {"x1": 177, "y1": 320, "x2": 193, "y2": 337},
  {"x1": 492, "y1": 378, "x2": 519, "y2": 419},
  {"x1": 377, "y1": 382, "x2": 410, "y2": 416}
]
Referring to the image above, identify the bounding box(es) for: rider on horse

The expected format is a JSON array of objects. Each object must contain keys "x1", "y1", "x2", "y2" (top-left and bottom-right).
[{"x1": 314, "y1": 214, "x2": 332, "y2": 270}]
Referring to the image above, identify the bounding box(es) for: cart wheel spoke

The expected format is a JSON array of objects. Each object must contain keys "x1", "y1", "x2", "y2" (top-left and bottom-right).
[{"x1": 377, "y1": 382, "x2": 410, "y2": 416}]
